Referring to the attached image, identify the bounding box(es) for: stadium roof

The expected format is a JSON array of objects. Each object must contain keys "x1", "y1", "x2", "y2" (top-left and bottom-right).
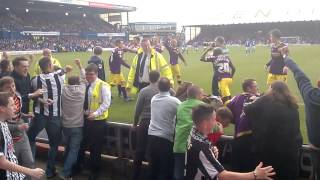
[
  {"x1": 0, "y1": 0, "x2": 136, "y2": 14},
  {"x1": 181, "y1": 8, "x2": 320, "y2": 26}
]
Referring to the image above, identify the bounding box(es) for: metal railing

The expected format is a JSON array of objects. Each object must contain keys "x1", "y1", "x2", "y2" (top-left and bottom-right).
[{"x1": 36, "y1": 121, "x2": 315, "y2": 179}]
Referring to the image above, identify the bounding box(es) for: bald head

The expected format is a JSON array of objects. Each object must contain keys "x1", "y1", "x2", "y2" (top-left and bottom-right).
[
  {"x1": 187, "y1": 85, "x2": 203, "y2": 100},
  {"x1": 158, "y1": 77, "x2": 171, "y2": 92},
  {"x1": 43, "y1": 48, "x2": 52, "y2": 57}
]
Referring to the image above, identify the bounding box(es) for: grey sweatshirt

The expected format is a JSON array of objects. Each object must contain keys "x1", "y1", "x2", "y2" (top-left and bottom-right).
[
  {"x1": 148, "y1": 91, "x2": 181, "y2": 142},
  {"x1": 134, "y1": 84, "x2": 159, "y2": 125},
  {"x1": 62, "y1": 84, "x2": 86, "y2": 128}
]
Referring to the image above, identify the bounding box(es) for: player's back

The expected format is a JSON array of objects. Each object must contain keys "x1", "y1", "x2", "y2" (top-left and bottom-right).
[
  {"x1": 109, "y1": 47, "x2": 123, "y2": 74},
  {"x1": 213, "y1": 55, "x2": 233, "y2": 79},
  {"x1": 268, "y1": 43, "x2": 287, "y2": 75}
]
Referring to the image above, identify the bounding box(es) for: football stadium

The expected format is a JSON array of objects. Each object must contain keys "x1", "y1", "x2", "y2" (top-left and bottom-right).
[{"x1": 0, "y1": 0, "x2": 320, "y2": 179}]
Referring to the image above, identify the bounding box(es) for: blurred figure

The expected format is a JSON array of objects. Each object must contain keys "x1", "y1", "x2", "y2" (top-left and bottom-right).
[
  {"x1": 227, "y1": 79, "x2": 260, "y2": 172},
  {"x1": 265, "y1": 29, "x2": 288, "y2": 86},
  {"x1": 1, "y1": 51, "x2": 9, "y2": 61},
  {"x1": 244, "y1": 81, "x2": 302, "y2": 180},
  {"x1": 10, "y1": 56, "x2": 36, "y2": 120},
  {"x1": 185, "y1": 104, "x2": 275, "y2": 180},
  {"x1": 88, "y1": 46, "x2": 106, "y2": 81},
  {"x1": 126, "y1": 38, "x2": 173, "y2": 93},
  {"x1": 164, "y1": 38, "x2": 187, "y2": 84},
  {"x1": 0, "y1": 77, "x2": 35, "y2": 180},
  {"x1": 173, "y1": 85, "x2": 205, "y2": 180},
  {"x1": 108, "y1": 40, "x2": 131, "y2": 101},
  {"x1": 284, "y1": 57, "x2": 320, "y2": 180},
  {"x1": 77, "y1": 63, "x2": 111, "y2": 180},
  {"x1": 0, "y1": 92, "x2": 45, "y2": 179},
  {"x1": 201, "y1": 47, "x2": 236, "y2": 103},
  {"x1": 175, "y1": 81, "x2": 193, "y2": 101},
  {"x1": 147, "y1": 77, "x2": 181, "y2": 180},
  {"x1": 28, "y1": 57, "x2": 71, "y2": 178},
  {"x1": 0, "y1": 59, "x2": 12, "y2": 78},
  {"x1": 60, "y1": 60, "x2": 85, "y2": 179},
  {"x1": 35, "y1": 48, "x2": 61, "y2": 75},
  {"x1": 131, "y1": 71, "x2": 160, "y2": 180},
  {"x1": 207, "y1": 107, "x2": 233, "y2": 145},
  {"x1": 151, "y1": 36, "x2": 164, "y2": 53}
]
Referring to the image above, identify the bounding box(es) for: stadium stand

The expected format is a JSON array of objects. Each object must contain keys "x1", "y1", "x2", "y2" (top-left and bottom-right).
[
  {"x1": 0, "y1": 0, "x2": 136, "y2": 52},
  {"x1": 0, "y1": 10, "x2": 115, "y2": 33},
  {"x1": 189, "y1": 21, "x2": 320, "y2": 44}
]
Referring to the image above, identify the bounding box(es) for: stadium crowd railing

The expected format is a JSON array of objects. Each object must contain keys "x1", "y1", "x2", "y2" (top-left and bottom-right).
[{"x1": 35, "y1": 121, "x2": 315, "y2": 179}]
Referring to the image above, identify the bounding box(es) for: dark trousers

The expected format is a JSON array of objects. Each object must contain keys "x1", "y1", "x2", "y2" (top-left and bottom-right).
[
  {"x1": 173, "y1": 153, "x2": 186, "y2": 180},
  {"x1": 77, "y1": 120, "x2": 106, "y2": 177},
  {"x1": 131, "y1": 118, "x2": 150, "y2": 180},
  {"x1": 310, "y1": 148, "x2": 320, "y2": 180},
  {"x1": 211, "y1": 75, "x2": 220, "y2": 96},
  {"x1": 147, "y1": 135, "x2": 174, "y2": 180},
  {"x1": 27, "y1": 114, "x2": 61, "y2": 177},
  {"x1": 258, "y1": 151, "x2": 299, "y2": 180},
  {"x1": 231, "y1": 134, "x2": 256, "y2": 172}
]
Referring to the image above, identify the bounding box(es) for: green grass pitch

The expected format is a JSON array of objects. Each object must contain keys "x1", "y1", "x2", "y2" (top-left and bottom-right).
[{"x1": 27, "y1": 45, "x2": 320, "y2": 143}]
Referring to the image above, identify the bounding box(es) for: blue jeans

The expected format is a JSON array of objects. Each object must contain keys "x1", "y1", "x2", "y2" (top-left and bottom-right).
[
  {"x1": 174, "y1": 153, "x2": 185, "y2": 180},
  {"x1": 27, "y1": 114, "x2": 62, "y2": 177},
  {"x1": 61, "y1": 127, "x2": 83, "y2": 177}
]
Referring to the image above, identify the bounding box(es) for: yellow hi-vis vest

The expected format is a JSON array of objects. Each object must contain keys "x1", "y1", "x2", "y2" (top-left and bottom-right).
[
  {"x1": 126, "y1": 48, "x2": 174, "y2": 93},
  {"x1": 89, "y1": 79, "x2": 110, "y2": 120}
]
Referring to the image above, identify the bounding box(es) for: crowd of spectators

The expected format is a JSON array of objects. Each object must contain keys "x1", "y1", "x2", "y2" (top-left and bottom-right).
[
  {"x1": 0, "y1": 11, "x2": 115, "y2": 33},
  {"x1": 0, "y1": 37, "x2": 114, "y2": 52}
]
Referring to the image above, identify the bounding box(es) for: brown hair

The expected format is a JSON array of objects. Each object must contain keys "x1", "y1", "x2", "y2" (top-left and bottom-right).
[
  {"x1": 12, "y1": 56, "x2": 28, "y2": 67},
  {"x1": 38, "y1": 57, "x2": 51, "y2": 72},
  {"x1": 0, "y1": 59, "x2": 11, "y2": 72},
  {"x1": 216, "y1": 107, "x2": 233, "y2": 121},
  {"x1": 267, "y1": 81, "x2": 298, "y2": 109},
  {"x1": 0, "y1": 76, "x2": 14, "y2": 91},
  {"x1": 93, "y1": 46, "x2": 103, "y2": 55},
  {"x1": 192, "y1": 104, "x2": 215, "y2": 126},
  {"x1": 85, "y1": 63, "x2": 98, "y2": 74},
  {"x1": 175, "y1": 81, "x2": 193, "y2": 101},
  {"x1": 242, "y1": 79, "x2": 256, "y2": 92},
  {"x1": 0, "y1": 92, "x2": 10, "y2": 107},
  {"x1": 68, "y1": 76, "x2": 80, "y2": 85}
]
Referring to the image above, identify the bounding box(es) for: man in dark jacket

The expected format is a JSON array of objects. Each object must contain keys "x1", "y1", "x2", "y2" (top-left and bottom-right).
[
  {"x1": 284, "y1": 57, "x2": 320, "y2": 180},
  {"x1": 88, "y1": 46, "x2": 106, "y2": 81}
]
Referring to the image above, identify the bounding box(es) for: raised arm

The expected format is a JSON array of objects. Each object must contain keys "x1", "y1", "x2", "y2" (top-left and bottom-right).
[
  {"x1": 200, "y1": 48, "x2": 214, "y2": 62},
  {"x1": 178, "y1": 52, "x2": 187, "y2": 66},
  {"x1": 284, "y1": 58, "x2": 320, "y2": 104}
]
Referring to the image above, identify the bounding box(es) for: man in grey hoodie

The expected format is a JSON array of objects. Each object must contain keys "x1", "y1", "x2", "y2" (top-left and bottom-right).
[{"x1": 60, "y1": 60, "x2": 86, "y2": 179}]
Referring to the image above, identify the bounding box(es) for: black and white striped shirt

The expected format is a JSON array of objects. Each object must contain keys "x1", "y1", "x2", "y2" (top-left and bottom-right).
[
  {"x1": 31, "y1": 70, "x2": 65, "y2": 117},
  {"x1": 185, "y1": 127, "x2": 225, "y2": 180}
]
